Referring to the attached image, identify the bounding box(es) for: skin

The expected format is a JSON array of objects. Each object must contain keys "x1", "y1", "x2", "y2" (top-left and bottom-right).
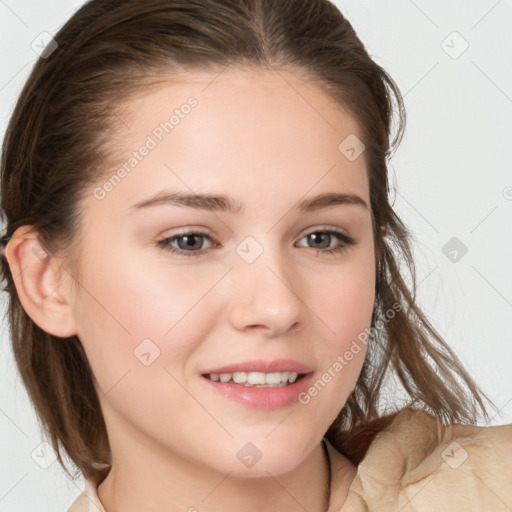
[{"x1": 6, "y1": 66, "x2": 375, "y2": 511}]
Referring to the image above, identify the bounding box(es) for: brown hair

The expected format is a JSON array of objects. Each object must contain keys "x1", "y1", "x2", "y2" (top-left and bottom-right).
[{"x1": 0, "y1": 0, "x2": 495, "y2": 481}]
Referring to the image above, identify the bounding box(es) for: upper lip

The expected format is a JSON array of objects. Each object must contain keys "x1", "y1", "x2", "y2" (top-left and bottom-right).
[{"x1": 201, "y1": 359, "x2": 313, "y2": 375}]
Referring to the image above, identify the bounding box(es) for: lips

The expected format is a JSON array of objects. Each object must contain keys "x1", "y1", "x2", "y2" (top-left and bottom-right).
[{"x1": 199, "y1": 359, "x2": 314, "y2": 409}]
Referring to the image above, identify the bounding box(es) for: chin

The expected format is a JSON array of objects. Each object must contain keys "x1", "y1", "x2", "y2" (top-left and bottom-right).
[{"x1": 205, "y1": 437, "x2": 314, "y2": 478}]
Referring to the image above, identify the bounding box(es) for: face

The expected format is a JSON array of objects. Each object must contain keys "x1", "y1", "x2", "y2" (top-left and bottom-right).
[{"x1": 67, "y1": 66, "x2": 375, "y2": 477}]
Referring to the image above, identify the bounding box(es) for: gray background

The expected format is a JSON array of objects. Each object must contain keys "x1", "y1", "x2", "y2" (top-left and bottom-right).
[{"x1": 1, "y1": 1, "x2": 511, "y2": 510}]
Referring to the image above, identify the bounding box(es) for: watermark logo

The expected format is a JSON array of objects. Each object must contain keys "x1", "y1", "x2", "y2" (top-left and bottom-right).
[
  {"x1": 237, "y1": 442, "x2": 263, "y2": 468},
  {"x1": 441, "y1": 441, "x2": 468, "y2": 469},
  {"x1": 442, "y1": 236, "x2": 468, "y2": 263},
  {"x1": 31, "y1": 441, "x2": 58, "y2": 469},
  {"x1": 31, "y1": 241, "x2": 48, "y2": 261},
  {"x1": 31, "y1": 32, "x2": 58, "y2": 58},
  {"x1": 338, "y1": 134, "x2": 365, "y2": 162},
  {"x1": 441, "y1": 31, "x2": 469, "y2": 60},
  {"x1": 235, "y1": 236, "x2": 264, "y2": 264},
  {"x1": 133, "y1": 338, "x2": 161, "y2": 366}
]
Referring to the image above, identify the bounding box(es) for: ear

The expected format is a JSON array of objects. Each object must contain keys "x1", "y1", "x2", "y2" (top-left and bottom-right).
[{"x1": 4, "y1": 225, "x2": 78, "y2": 338}]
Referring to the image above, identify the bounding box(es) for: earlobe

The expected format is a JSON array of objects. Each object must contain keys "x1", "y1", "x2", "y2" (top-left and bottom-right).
[{"x1": 4, "y1": 225, "x2": 78, "y2": 338}]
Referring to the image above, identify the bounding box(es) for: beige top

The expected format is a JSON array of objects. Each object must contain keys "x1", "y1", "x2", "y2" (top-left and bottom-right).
[{"x1": 68, "y1": 406, "x2": 512, "y2": 511}]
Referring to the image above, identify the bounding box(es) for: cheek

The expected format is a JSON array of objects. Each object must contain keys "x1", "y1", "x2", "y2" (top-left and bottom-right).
[
  {"x1": 320, "y1": 278, "x2": 374, "y2": 347},
  {"x1": 314, "y1": 253, "x2": 376, "y2": 348},
  {"x1": 296, "y1": 296, "x2": 371, "y2": 433},
  {"x1": 304, "y1": 254, "x2": 375, "y2": 410},
  {"x1": 71, "y1": 247, "x2": 227, "y2": 393}
]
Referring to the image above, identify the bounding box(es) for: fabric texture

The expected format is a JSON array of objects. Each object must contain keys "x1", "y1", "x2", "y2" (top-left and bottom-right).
[{"x1": 67, "y1": 406, "x2": 512, "y2": 511}]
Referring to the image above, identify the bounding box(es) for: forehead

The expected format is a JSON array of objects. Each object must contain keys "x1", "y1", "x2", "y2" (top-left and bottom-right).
[
  {"x1": 111, "y1": 65, "x2": 364, "y2": 155},
  {"x1": 92, "y1": 66, "x2": 369, "y2": 214}
]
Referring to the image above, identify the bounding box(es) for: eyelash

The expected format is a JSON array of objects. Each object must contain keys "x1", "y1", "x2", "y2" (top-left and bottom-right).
[{"x1": 155, "y1": 227, "x2": 357, "y2": 258}]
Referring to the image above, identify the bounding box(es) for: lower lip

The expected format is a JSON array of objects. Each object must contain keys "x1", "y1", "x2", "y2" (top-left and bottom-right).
[{"x1": 200, "y1": 373, "x2": 314, "y2": 410}]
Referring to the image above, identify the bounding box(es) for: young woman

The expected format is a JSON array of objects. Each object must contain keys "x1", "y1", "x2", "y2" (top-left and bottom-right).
[{"x1": 1, "y1": 1, "x2": 511, "y2": 511}]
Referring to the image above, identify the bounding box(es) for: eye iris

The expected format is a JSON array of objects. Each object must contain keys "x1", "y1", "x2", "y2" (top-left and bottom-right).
[
  {"x1": 309, "y1": 232, "x2": 330, "y2": 249},
  {"x1": 178, "y1": 234, "x2": 203, "y2": 251}
]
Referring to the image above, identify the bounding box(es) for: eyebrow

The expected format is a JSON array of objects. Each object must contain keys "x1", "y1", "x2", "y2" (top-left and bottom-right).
[{"x1": 129, "y1": 190, "x2": 369, "y2": 214}]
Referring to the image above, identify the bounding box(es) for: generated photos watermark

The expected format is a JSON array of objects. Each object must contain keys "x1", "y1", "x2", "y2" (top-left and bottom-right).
[
  {"x1": 93, "y1": 96, "x2": 198, "y2": 200},
  {"x1": 298, "y1": 302, "x2": 402, "y2": 405}
]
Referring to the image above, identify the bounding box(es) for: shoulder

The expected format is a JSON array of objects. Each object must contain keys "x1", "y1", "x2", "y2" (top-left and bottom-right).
[{"x1": 340, "y1": 406, "x2": 512, "y2": 511}]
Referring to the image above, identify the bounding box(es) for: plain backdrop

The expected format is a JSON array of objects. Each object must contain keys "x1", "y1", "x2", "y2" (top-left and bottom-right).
[{"x1": 1, "y1": 1, "x2": 511, "y2": 510}]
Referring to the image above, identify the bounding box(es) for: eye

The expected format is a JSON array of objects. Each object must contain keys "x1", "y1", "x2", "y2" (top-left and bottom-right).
[
  {"x1": 296, "y1": 228, "x2": 357, "y2": 255},
  {"x1": 156, "y1": 231, "x2": 216, "y2": 258}
]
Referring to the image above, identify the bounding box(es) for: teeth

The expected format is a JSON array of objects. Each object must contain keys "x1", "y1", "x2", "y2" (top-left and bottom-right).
[
  {"x1": 265, "y1": 372, "x2": 284, "y2": 384},
  {"x1": 247, "y1": 372, "x2": 266, "y2": 385},
  {"x1": 207, "y1": 371, "x2": 302, "y2": 387},
  {"x1": 233, "y1": 372, "x2": 246, "y2": 383},
  {"x1": 288, "y1": 371, "x2": 298, "y2": 383}
]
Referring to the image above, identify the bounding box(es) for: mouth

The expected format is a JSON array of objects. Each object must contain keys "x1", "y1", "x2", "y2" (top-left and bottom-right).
[
  {"x1": 202, "y1": 371, "x2": 308, "y2": 387},
  {"x1": 199, "y1": 359, "x2": 314, "y2": 409}
]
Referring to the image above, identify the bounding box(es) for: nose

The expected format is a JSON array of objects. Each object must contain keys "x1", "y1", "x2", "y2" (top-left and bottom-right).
[{"x1": 227, "y1": 242, "x2": 304, "y2": 336}]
